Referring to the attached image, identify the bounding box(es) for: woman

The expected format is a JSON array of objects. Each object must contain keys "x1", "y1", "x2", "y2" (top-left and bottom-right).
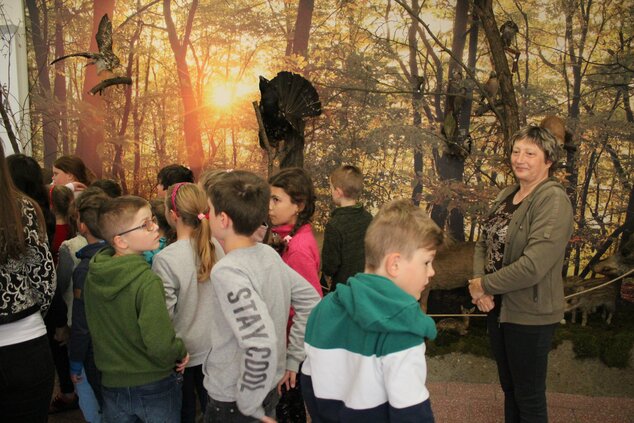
[
  {"x1": 468, "y1": 126, "x2": 573, "y2": 423},
  {"x1": 0, "y1": 142, "x2": 56, "y2": 422}
]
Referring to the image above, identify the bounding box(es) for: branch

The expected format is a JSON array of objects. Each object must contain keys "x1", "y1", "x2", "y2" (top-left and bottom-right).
[
  {"x1": 117, "y1": 0, "x2": 161, "y2": 30},
  {"x1": 0, "y1": 89, "x2": 20, "y2": 153},
  {"x1": 89, "y1": 76, "x2": 133, "y2": 95}
]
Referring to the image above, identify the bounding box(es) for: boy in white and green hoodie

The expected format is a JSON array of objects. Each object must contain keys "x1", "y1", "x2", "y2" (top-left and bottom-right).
[{"x1": 301, "y1": 199, "x2": 443, "y2": 423}]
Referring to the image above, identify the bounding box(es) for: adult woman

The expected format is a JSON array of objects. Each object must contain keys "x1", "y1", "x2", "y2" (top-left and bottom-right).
[
  {"x1": 0, "y1": 142, "x2": 56, "y2": 422},
  {"x1": 468, "y1": 126, "x2": 573, "y2": 423}
]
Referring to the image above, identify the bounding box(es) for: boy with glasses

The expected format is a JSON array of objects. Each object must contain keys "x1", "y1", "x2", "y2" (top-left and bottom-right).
[{"x1": 84, "y1": 196, "x2": 189, "y2": 422}]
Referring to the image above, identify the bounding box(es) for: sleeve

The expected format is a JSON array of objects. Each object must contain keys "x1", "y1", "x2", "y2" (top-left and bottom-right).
[
  {"x1": 321, "y1": 222, "x2": 342, "y2": 277},
  {"x1": 285, "y1": 248, "x2": 322, "y2": 297},
  {"x1": 152, "y1": 254, "x2": 180, "y2": 319},
  {"x1": 382, "y1": 342, "x2": 431, "y2": 422},
  {"x1": 23, "y1": 203, "x2": 56, "y2": 313},
  {"x1": 69, "y1": 266, "x2": 91, "y2": 365},
  {"x1": 482, "y1": 189, "x2": 574, "y2": 295},
  {"x1": 56, "y1": 244, "x2": 75, "y2": 305},
  {"x1": 286, "y1": 268, "x2": 321, "y2": 373},
  {"x1": 136, "y1": 275, "x2": 187, "y2": 366},
  {"x1": 212, "y1": 264, "x2": 278, "y2": 420}
]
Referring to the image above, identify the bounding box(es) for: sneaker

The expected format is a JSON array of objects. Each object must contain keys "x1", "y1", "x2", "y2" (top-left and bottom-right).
[{"x1": 49, "y1": 393, "x2": 79, "y2": 414}]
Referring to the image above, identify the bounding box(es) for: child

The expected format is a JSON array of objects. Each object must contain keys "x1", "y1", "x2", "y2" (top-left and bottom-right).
[
  {"x1": 68, "y1": 189, "x2": 110, "y2": 422},
  {"x1": 268, "y1": 167, "x2": 323, "y2": 422},
  {"x1": 203, "y1": 170, "x2": 320, "y2": 422},
  {"x1": 156, "y1": 164, "x2": 194, "y2": 198},
  {"x1": 143, "y1": 198, "x2": 172, "y2": 264},
  {"x1": 301, "y1": 199, "x2": 443, "y2": 422},
  {"x1": 84, "y1": 196, "x2": 189, "y2": 422},
  {"x1": 321, "y1": 165, "x2": 373, "y2": 292},
  {"x1": 268, "y1": 167, "x2": 322, "y2": 296},
  {"x1": 48, "y1": 184, "x2": 79, "y2": 413},
  {"x1": 152, "y1": 183, "x2": 225, "y2": 423}
]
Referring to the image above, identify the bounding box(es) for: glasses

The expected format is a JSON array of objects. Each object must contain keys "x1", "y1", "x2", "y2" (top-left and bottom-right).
[{"x1": 116, "y1": 216, "x2": 158, "y2": 237}]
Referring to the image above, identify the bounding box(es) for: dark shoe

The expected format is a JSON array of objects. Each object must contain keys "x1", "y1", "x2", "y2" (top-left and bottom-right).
[{"x1": 49, "y1": 393, "x2": 79, "y2": 414}]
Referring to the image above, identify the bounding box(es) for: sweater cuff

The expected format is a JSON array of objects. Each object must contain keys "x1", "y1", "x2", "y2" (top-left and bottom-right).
[
  {"x1": 286, "y1": 357, "x2": 301, "y2": 373},
  {"x1": 69, "y1": 360, "x2": 83, "y2": 375}
]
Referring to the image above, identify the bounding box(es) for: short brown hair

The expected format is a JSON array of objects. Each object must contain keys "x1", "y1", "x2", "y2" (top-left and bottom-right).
[
  {"x1": 330, "y1": 165, "x2": 364, "y2": 200},
  {"x1": 208, "y1": 171, "x2": 269, "y2": 236},
  {"x1": 508, "y1": 125, "x2": 561, "y2": 175},
  {"x1": 365, "y1": 199, "x2": 444, "y2": 271},
  {"x1": 53, "y1": 155, "x2": 94, "y2": 185},
  {"x1": 76, "y1": 189, "x2": 110, "y2": 239},
  {"x1": 99, "y1": 196, "x2": 150, "y2": 244}
]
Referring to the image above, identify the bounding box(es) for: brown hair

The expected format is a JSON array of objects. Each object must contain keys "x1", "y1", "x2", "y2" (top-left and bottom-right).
[
  {"x1": 0, "y1": 143, "x2": 44, "y2": 263},
  {"x1": 75, "y1": 189, "x2": 110, "y2": 239},
  {"x1": 98, "y1": 196, "x2": 150, "y2": 244},
  {"x1": 51, "y1": 185, "x2": 77, "y2": 237},
  {"x1": 53, "y1": 155, "x2": 94, "y2": 185},
  {"x1": 507, "y1": 125, "x2": 561, "y2": 175},
  {"x1": 150, "y1": 198, "x2": 174, "y2": 243},
  {"x1": 198, "y1": 169, "x2": 227, "y2": 194},
  {"x1": 269, "y1": 167, "x2": 315, "y2": 238},
  {"x1": 166, "y1": 183, "x2": 216, "y2": 282},
  {"x1": 208, "y1": 171, "x2": 270, "y2": 236},
  {"x1": 364, "y1": 199, "x2": 444, "y2": 271},
  {"x1": 330, "y1": 165, "x2": 364, "y2": 200}
]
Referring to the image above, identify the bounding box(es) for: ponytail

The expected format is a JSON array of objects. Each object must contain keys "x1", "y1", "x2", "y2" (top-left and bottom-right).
[{"x1": 166, "y1": 183, "x2": 216, "y2": 282}]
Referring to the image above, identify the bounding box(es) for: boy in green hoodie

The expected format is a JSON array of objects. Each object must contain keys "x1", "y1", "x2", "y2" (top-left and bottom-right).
[
  {"x1": 84, "y1": 196, "x2": 189, "y2": 422},
  {"x1": 301, "y1": 199, "x2": 443, "y2": 423}
]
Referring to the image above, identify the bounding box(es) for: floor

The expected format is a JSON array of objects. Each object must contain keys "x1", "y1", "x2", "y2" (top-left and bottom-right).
[{"x1": 48, "y1": 381, "x2": 634, "y2": 422}]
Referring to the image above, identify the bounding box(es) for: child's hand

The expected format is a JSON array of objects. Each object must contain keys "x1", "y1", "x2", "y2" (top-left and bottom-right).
[
  {"x1": 276, "y1": 370, "x2": 297, "y2": 395},
  {"x1": 70, "y1": 373, "x2": 82, "y2": 384},
  {"x1": 175, "y1": 353, "x2": 190, "y2": 373},
  {"x1": 261, "y1": 417, "x2": 276, "y2": 423},
  {"x1": 54, "y1": 325, "x2": 71, "y2": 346}
]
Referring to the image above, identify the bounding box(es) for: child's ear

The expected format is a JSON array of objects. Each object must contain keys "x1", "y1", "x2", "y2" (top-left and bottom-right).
[
  {"x1": 384, "y1": 253, "x2": 401, "y2": 279},
  {"x1": 112, "y1": 234, "x2": 128, "y2": 251}
]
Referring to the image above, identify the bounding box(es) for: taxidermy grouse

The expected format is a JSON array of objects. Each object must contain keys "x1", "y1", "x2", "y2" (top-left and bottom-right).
[
  {"x1": 51, "y1": 14, "x2": 130, "y2": 95},
  {"x1": 500, "y1": 20, "x2": 519, "y2": 49},
  {"x1": 258, "y1": 71, "x2": 321, "y2": 149}
]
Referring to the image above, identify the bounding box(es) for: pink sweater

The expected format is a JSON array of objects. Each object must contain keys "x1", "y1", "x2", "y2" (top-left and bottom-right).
[{"x1": 272, "y1": 223, "x2": 323, "y2": 298}]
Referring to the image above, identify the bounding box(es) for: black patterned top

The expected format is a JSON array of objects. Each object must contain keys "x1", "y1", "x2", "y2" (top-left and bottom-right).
[{"x1": 0, "y1": 197, "x2": 56, "y2": 325}]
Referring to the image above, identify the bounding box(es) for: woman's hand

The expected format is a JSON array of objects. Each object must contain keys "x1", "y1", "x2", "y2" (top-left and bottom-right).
[
  {"x1": 468, "y1": 277, "x2": 485, "y2": 300},
  {"x1": 475, "y1": 295, "x2": 495, "y2": 312}
]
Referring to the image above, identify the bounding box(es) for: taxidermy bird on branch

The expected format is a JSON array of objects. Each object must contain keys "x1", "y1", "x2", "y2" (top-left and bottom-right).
[
  {"x1": 259, "y1": 71, "x2": 321, "y2": 167},
  {"x1": 499, "y1": 20, "x2": 521, "y2": 73},
  {"x1": 475, "y1": 71, "x2": 499, "y2": 116},
  {"x1": 50, "y1": 14, "x2": 131, "y2": 95}
]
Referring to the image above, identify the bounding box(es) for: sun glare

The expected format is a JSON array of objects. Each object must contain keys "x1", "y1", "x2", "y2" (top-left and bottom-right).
[{"x1": 207, "y1": 84, "x2": 235, "y2": 109}]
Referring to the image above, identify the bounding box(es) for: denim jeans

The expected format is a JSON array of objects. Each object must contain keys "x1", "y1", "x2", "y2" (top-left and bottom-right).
[
  {"x1": 204, "y1": 389, "x2": 279, "y2": 423},
  {"x1": 102, "y1": 372, "x2": 183, "y2": 423},
  {"x1": 488, "y1": 315, "x2": 557, "y2": 423},
  {"x1": 0, "y1": 334, "x2": 55, "y2": 423}
]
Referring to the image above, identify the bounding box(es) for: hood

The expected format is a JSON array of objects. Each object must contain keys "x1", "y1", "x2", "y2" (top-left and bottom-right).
[
  {"x1": 76, "y1": 241, "x2": 107, "y2": 260},
  {"x1": 87, "y1": 247, "x2": 151, "y2": 300},
  {"x1": 335, "y1": 273, "x2": 437, "y2": 340}
]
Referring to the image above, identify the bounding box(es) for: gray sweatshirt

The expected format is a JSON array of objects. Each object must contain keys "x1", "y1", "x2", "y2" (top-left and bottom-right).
[
  {"x1": 152, "y1": 237, "x2": 225, "y2": 366},
  {"x1": 203, "y1": 243, "x2": 320, "y2": 420}
]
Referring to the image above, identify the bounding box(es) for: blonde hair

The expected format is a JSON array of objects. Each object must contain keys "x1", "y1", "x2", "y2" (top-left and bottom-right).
[
  {"x1": 166, "y1": 183, "x2": 216, "y2": 282},
  {"x1": 365, "y1": 199, "x2": 444, "y2": 271},
  {"x1": 198, "y1": 169, "x2": 227, "y2": 194},
  {"x1": 330, "y1": 165, "x2": 364, "y2": 200}
]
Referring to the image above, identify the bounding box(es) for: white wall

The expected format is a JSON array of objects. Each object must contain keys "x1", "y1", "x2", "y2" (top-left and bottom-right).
[{"x1": 0, "y1": 0, "x2": 31, "y2": 155}]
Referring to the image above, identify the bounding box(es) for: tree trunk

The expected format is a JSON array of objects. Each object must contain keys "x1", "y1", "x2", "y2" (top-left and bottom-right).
[
  {"x1": 430, "y1": 0, "x2": 469, "y2": 240},
  {"x1": 25, "y1": 0, "x2": 58, "y2": 166},
  {"x1": 473, "y1": 0, "x2": 520, "y2": 142},
  {"x1": 408, "y1": 0, "x2": 423, "y2": 206},
  {"x1": 292, "y1": 0, "x2": 314, "y2": 58},
  {"x1": 53, "y1": 0, "x2": 69, "y2": 155},
  {"x1": 163, "y1": 0, "x2": 204, "y2": 178},
  {"x1": 75, "y1": 0, "x2": 115, "y2": 178}
]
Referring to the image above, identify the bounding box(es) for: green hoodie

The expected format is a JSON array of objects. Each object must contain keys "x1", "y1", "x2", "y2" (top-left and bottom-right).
[{"x1": 84, "y1": 247, "x2": 186, "y2": 387}]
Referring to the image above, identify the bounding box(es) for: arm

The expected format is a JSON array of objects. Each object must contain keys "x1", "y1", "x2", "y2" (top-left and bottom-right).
[
  {"x1": 321, "y1": 223, "x2": 342, "y2": 277},
  {"x1": 286, "y1": 269, "x2": 321, "y2": 374},
  {"x1": 136, "y1": 275, "x2": 187, "y2": 367},
  {"x1": 285, "y1": 248, "x2": 322, "y2": 297},
  {"x1": 69, "y1": 266, "x2": 91, "y2": 373},
  {"x1": 152, "y1": 254, "x2": 180, "y2": 319},
  {"x1": 482, "y1": 189, "x2": 573, "y2": 295},
  {"x1": 56, "y1": 244, "x2": 74, "y2": 296},
  {"x1": 212, "y1": 265, "x2": 278, "y2": 420},
  {"x1": 383, "y1": 342, "x2": 431, "y2": 422},
  {"x1": 23, "y1": 203, "x2": 56, "y2": 313}
]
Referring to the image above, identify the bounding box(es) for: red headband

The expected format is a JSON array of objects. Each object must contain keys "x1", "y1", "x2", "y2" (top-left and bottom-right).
[{"x1": 170, "y1": 182, "x2": 188, "y2": 216}]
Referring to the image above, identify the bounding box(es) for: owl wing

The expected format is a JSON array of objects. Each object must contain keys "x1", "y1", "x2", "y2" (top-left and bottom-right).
[{"x1": 96, "y1": 14, "x2": 114, "y2": 55}]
